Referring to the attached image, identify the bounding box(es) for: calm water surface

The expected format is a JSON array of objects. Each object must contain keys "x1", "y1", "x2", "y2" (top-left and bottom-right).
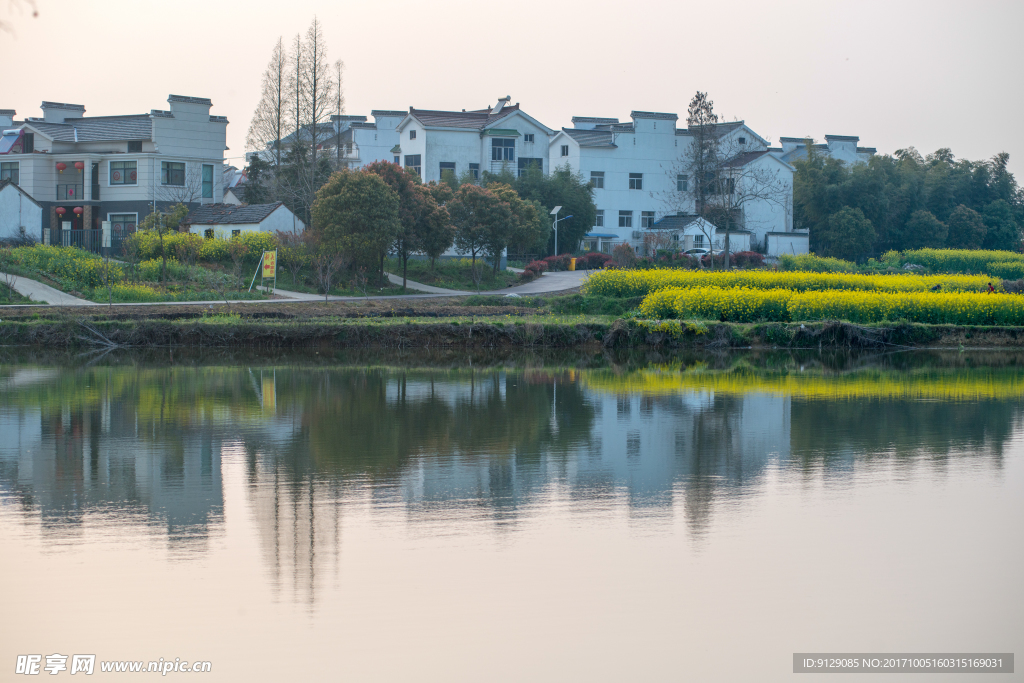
[{"x1": 1, "y1": 349, "x2": 1022, "y2": 682}]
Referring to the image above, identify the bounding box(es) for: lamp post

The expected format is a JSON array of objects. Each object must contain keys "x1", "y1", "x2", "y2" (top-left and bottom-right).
[{"x1": 549, "y1": 206, "x2": 573, "y2": 256}]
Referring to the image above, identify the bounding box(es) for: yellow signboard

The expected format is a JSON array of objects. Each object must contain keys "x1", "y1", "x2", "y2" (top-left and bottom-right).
[{"x1": 262, "y1": 250, "x2": 277, "y2": 278}]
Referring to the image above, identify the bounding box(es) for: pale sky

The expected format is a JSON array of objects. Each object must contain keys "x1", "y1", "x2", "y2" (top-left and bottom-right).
[{"x1": 2, "y1": 0, "x2": 1021, "y2": 176}]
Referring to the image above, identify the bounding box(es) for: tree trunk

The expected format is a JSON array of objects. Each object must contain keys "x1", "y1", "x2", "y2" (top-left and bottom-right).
[
  {"x1": 724, "y1": 230, "x2": 731, "y2": 270},
  {"x1": 402, "y1": 253, "x2": 408, "y2": 290},
  {"x1": 379, "y1": 252, "x2": 385, "y2": 287}
]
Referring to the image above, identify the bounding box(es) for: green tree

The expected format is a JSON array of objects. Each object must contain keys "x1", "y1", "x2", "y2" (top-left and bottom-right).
[
  {"x1": 488, "y1": 183, "x2": 546, "y2": 267},
  {"x1": 816, "y1": 207, "x2": 876, "y2": 261},
  {"x1": 311, "y1": 169, "x2": 400, "y2": 283},
  {"x1": 982, "y1": 199, "x2": 1021, "y2": 251},
  {"x1": 903, "y1": 209, "x2": 948, "y2": 249},
  {"x1": 243, "y1": 154, "x2": 272, "y2": 205},
  {"x1": 945, "y1": 204, "x2": 986, "y2": 249},
  {"x1": 363, "y1": 161, "x2": 423, "y2": 288},
  {"x1": 448, "y1": 184, "x2": 510, "y2": 268}
]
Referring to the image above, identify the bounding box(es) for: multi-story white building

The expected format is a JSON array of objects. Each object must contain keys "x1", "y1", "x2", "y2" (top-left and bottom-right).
[
  {"x1": 394, "y1": 97, "x2": 556, "y2": 184},
  {"x1": 769, "y1": 135, "x2": 875, "y2": 166},
  {"x1": 549, "y1": 112, "x2": 802, "y2": 256},
  {"x1": 0, "y1": 96, "x2": 228, "y2": 237}
]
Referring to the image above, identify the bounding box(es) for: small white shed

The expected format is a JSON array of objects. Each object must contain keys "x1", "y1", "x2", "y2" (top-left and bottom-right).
[
  {"x1": 183, "y1": 202, "x2": 305, "y2": 238},
  {"x1": 0, "y1": 179, "x2": 43, "y2": 240}
]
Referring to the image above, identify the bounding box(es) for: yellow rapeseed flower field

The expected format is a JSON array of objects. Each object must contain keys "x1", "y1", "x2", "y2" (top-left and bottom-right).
[
  {"x1": 638, "y1": 286, "x2": 1024, "y2": 325},
  {"x1": 584, "y1": 268, "x2": 995, "y2": 298}
]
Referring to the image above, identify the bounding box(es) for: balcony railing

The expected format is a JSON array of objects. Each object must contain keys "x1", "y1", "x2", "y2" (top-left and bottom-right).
[{"x1": 56, "y1": 184, "x2": 84, "y2": 201}]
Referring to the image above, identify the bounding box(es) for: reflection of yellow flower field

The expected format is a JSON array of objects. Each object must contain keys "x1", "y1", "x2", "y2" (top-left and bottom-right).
[
  {"x1": 580, "y1": 367, "x2": 1024, "y2": 402},
  {"x1": 584, "y1": 268, "x2": 995, "y2": 298},
  {"x1": 639, "y1": 286, "x2": 1024, "y2": 324}
]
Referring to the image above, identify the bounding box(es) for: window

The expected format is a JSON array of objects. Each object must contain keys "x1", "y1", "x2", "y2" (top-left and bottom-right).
[
  {"x1": 618, "y1": 210, "x2": 632, "y2": 228},
  {"x1": 108, "y1": 213, "x2": 137, "y2": 232},
  {"x1": 629, "y1": 173, "x2": 643, "y2": 190},
  {"x1": 110, "y1": 160, "x2": 138, "y2": 185},
  {"x1": 394, "y1": 156, "x2": 400, "y2": 164},
  {"x1": 517, "y1": 157, "x2": 542, "y2": 177},
  {"x1": 128, "y1": 141, "x2": 143, "y2": 153},
  {"x1": 738, "y1": 136, "x2": 746, "y2": 145},
  {"x1": 726, "y1": 177, "x2": 736, "y2": 194},
  {"x1": 404, "y1": 154, "x2": 421, "y2": 177},
  {"x1": 469, "y1": 163, "x2": 480, "y2": 179},
  {"x1": 22, "y1": 133, "x2": 33, "y2": 153},
  {"x1": 641, "y1": 211, "x2": 655, "y2": 228},
  {"x1": 595, "y1": 209, "x2": 604, "y2": 228},
  {"x1": 202, "y1": 164, "x2": 214, "y2": 199},
  {"x1": 491, "y1": 138, "x2": 515, "y2": 161},
  {"x1": 439, "y1": 161, "x2": 456, "y2": 179},
  {"x1": 161, "y1": 161, "x2": 185, "y2": 186},
  {"x1": 590, "y1": 171, "x2": 604, "y2": 189},
  {"x1": 560, "y1": 145, "x2": 569, "y2": 157},
  {"x1": 409, "y1": 130, "x2": 417, "y2": 140},
  {"x1": 232, "y1": 229, "x2": 241, "y2": 238},
  {"x1": 523, "y1": 133, "x2": 534, "y2": 143},
  {"x1": 0, "y1": 161, "x2": 18, "y2": 185},
  {"x1": 204, "y1": 228, "x2": 214, "y2": 239},
  {"x1": 677, "y1": 174, "x2": 688, "y2": 192},
  {"x1": 694, "y1": 234, "x2": 705, "y2": 248}
]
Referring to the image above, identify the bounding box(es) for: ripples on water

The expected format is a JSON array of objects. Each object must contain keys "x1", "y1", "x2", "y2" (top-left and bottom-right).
[{"x1": 1, "y1": 348, "x2": 1021, "y2": 682}]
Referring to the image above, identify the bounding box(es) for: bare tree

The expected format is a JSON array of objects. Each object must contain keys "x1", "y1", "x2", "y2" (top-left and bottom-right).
[
  {"x1": 289, "y1": 32, "x2": 303, "y2": 145},
  {"x1": 302, "y1": 17, "x2": 335, "y2": 185},
  {"x1": 157, "y1": 163, "x2": 206, "y2": 206},
  {"x1": 311, "y1": 247, "x2": 346, "y2": 301},
  {"x1": 334, "y1": 58, "x2": 345, "y2": 167},
  {"x1": 246, "y1": 37, "x2": 290, "y2": 167}
]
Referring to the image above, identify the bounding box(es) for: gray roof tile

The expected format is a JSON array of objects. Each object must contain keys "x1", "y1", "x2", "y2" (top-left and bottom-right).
[
  {"x1": 184, "y1": 202, "x2": 283, "y2": 225},
  {"x1": 562, "y1": 128, "x2": 617, "y2": 147},
  {"x1": 25, "y1": 115, "x2": 152, "y2": 142}
]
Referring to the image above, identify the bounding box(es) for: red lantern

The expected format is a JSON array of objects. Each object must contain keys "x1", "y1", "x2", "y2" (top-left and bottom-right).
[
  {"x1": 73, "y1": 207, "x2": 83, "y2": 216},
  {"x1": 55, "y1": 207, "x2": 66, "y2": 216},
  {"x1": 56, "y1": 162, "x2": 67, "y2": 173},
  {"x1": 74, "y1": 161, "x2": 84, "y2": 171}
]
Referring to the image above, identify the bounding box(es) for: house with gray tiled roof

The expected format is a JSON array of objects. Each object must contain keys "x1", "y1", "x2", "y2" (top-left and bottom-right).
[
  {"x1": 183, "y1": 202, "x2": 304, "y2": 238},
  {"x1": 549, "y1": 113, "x2": 802, "y2": 256},
  {"x1": 0, "y1": 95, "x2": 228, "y2": 240},
  {"x1": 394, "y1": 97, "x2": 556, "y2": 183}
]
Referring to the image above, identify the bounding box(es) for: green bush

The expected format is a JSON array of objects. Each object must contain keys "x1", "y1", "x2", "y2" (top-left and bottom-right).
[
  {"x1": 10, "y1": 245, "x2": 124, "y2": 289},
  {"x1": 126, "y1": 230, "x2": 278, "y2": 264}
]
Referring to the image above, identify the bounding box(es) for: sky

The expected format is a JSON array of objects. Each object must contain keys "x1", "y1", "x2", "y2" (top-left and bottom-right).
[{"x1": 1, "y1": 0, "x2": 1021, "y2": 176}]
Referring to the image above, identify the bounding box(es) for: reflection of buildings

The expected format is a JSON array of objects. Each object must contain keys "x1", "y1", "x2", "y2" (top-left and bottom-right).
[{"x1": 0, "y1": 368, "x2": 225, "y2": 549}]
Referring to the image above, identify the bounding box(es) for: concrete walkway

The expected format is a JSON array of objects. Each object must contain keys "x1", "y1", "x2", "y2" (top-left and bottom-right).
[
  {"x1": 385, "y1": 272, "x2": 471, "y2": 294},
  {"x1": 0, "y1": 267, "x2": 591, "y2": 309},
  {"x1": 1, "y1": 272, "x2": 93, "y2": 306},
  {"x1": 257, "y1": 285, "x2": 322, "y2": 301}
]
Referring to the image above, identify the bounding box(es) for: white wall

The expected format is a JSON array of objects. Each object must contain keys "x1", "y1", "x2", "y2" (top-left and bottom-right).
[
  {"x1": 766, "y1": 232, "x2": 809, "y2": 257},
  {"x1": 0, "y1": 185, "x2": 42, "y2": 237}
]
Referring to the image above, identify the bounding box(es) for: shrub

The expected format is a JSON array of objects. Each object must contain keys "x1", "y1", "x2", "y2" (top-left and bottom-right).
[
  {"x1": 542, "y1": 253, "x2": 573, "y2": 271},
  {"x1": 730, "y1": 251, "x2": 766, "y2": 269},
  {"x1": 575, "y1": 252, "x2": 615, "y2": 270},
  {"x1": 778, "y1": 253, "x2": 857, "y2": 273},
  {"x1": 611, "y1": 243, "x2": 637, "y2": 268},
  {"x1": 583, "y1": 268, "x2": 995, "y2": 298},
  {"x1": 10, "y1": 245, "x2": 124, "y2": 289}
]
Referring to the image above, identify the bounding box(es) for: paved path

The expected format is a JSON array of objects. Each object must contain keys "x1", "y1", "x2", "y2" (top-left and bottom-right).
[
  {"x1": 384, "y1": 272, "x2": 471, "y2": 294},
  {"x1": 0, "y1": 268, "x2": 591, "y2": 309},
  {"x1": 257, "y1": 285, "x2": 322, "y2": 301},
  {"x1": 1, "y1": 272, "x2": 93, "y2": 306}
]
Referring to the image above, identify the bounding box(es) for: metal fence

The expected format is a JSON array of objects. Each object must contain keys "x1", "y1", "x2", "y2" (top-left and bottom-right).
[{"x1": 44, "y1": 228, "x2": 133, "y2": 255}]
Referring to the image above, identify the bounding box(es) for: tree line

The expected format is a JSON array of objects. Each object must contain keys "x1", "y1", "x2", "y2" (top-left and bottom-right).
[{"x1": 795, "y1": 146, "x2": 1023, "y2": 260}]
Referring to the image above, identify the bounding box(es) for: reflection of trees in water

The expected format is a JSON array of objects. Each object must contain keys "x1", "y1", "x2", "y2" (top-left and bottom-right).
[{"x1": 790, "y1": 399, "x2": 1018, "y2": 467}]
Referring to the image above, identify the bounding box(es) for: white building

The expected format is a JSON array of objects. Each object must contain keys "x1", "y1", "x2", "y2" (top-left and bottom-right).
[
  {"x1": 395, "y1": 97, "x2": 556, "y2": 184},
  {"x1": 769, "y1": 135, "x2": 875, "y2": 166},
  {"x1": 0, "y1": 178, "x2": 42, "y2": 240},
  {"x1": 0, "y1": 96, "x2": 228, "y2": 240},
  {"x1": 549, "y1": 113, "x2": 803, "y2": 256},
  {"x1": 183, "y1": 202, "x2": 304, "y2": 238}
]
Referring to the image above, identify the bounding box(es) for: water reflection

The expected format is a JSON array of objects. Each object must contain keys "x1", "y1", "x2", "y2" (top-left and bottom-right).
[{"x1": 0, "y1": 349, "x2": 1019, "y2": 602}]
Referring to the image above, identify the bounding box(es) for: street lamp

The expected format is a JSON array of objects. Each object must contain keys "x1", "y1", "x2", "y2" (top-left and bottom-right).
[{"x1": 549, "y1": 206, "x2": 573, "y2": 255}]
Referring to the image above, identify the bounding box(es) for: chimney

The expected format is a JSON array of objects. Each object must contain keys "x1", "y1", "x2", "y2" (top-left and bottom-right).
[
  {"x1": 167, "y1": 94, "x2": 213, "y2": 118},
  {"x1": 41, "y1": 101, "x2": 85, "y2": 124},
  {"x1": 0, "y1": 109, "x2": 14, "y2": 128}
]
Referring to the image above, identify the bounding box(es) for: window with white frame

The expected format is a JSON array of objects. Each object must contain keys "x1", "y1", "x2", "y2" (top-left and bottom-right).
[
  {"x1": 409, "y1": 130, "x2": 417, "y2": 140},
  {"x1": 491, "y1": 138, "x2": 515, "y2": 161},
  {"x1": 629, "y1": 173, "x2": 643, "y2": 190},
  {"x1": 738, "y1": 136, "x2": 746, "y2": 145},
  {"x1": 202, "y1": 164, "x2": 214, "y2": 198},
  {"x1": 524, "y1": 133, "x2": 534, "y2": 143},
  {"x1": 128, "y1": 141, "x2": 143, "y2": 153},
  {"x1": 439, "y1": 162, "x2": 456, "y2": 179},
  {"x1": 677, "y1": 174, "x2": 688, "y2": 192},
  {"x1": 0, "y1": 161, "x2": 19, "y2": 185},
  {"x1": 618, "y1": 210, "x2": 632, "y2": 228},
  {"x1": 110, "y1": 160, "x2": 137, "y2": 185},
  {"x1": 108, "y1": 213, "x2": 137, "y2": 233},
  {"x1": 161, "y1": 161, "x2": 185, "y2": 186},
  {"x1": 641, "y1": 211, "x2": 655, "y2": 228},
  {"x1": 404, "y1": 155, "x2": 422, "y2": 177},
  {"x1": 595, "y1": 210, "x2": 604, "y2": 228},
  {"x1": 469, "y1": 163, "x2": 480, "y2": 179},
  {"x1": 560, "y1": 145, "x2": 569, "y2": 157},
  {"x1": 694, "y1": 234, "x2": 705, "y2": 248},
  {"x1": 590, "y1": 171, "x2": 604, "y2": 189}
]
